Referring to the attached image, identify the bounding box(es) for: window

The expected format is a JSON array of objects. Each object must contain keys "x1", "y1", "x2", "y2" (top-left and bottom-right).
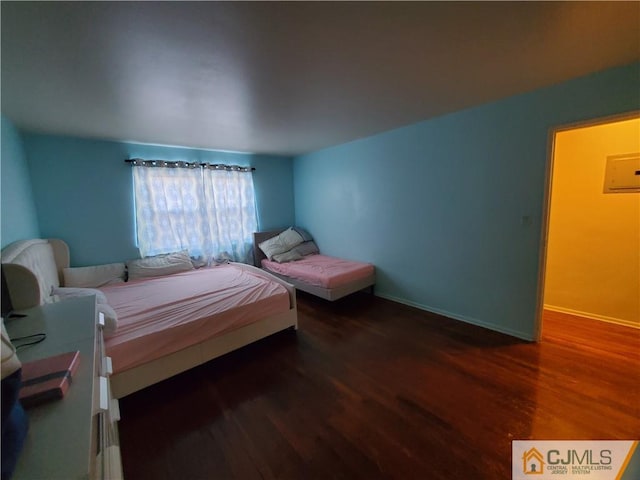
[{"x1": 132, "y1": 161, "x2": 257, "y2": 264}]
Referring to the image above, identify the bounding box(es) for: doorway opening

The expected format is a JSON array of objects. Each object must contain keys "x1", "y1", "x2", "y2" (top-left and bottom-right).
[{"x1": 535, "y1": 112, "x2": 640, "y2": 342}]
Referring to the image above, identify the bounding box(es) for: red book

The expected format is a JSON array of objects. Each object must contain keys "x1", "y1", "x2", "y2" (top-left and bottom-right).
[{"x1": 19, "y1": 351, "x2": 81, "y2": 408}]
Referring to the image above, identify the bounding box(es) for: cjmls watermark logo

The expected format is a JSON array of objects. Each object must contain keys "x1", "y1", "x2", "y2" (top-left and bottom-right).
[
  {"x1": 512, "y1": 440, "x2": 639, "y2": 479},
  {"x1": 522, "y1": 447, "x2": 545, "y2": 474}
]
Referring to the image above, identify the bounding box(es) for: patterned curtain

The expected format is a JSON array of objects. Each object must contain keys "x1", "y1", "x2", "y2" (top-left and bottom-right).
[
  {"x1": 132, "y1": 164, "x2": 257, "y2": 263},
  {"x1": 202, "y1": 166, "x2": 257, "y2": 264}
]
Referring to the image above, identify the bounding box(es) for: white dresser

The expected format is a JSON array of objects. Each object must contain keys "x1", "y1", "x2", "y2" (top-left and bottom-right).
[{"x1": 4, "y1": 295, "x2": 123, "y2": 480}]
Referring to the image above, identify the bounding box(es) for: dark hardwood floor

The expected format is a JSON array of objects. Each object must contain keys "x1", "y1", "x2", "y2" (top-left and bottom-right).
[{"x1": 118, "y1": 293, "x2": 640, "y2": 479}]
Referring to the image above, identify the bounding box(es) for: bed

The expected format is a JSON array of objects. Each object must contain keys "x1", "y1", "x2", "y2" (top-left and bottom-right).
[
  {"x1": 1, "y1": 238, "x2": 298, "y2": 399},
  {"x1": 253, "y1": 229, "x2": 375, "y2": 301}
]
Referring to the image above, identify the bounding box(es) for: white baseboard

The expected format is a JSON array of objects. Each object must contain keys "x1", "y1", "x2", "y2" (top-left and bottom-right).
[
  {"x1": 375, "y1": 292, "x2": 535, "y2": 341},
  {"x1": 543, "y1": 304, "x2": 640, "y2": 329}
]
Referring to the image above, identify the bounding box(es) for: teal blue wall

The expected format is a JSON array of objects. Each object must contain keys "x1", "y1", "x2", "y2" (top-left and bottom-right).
[
  {"x1": 23, "y1": 135, "x2": 294, "y2": 266},
  {"x1": 293, "y1": 62, "x2": 640, "y2": 340},
  {"x1": 1, "y1": 115, "x2": 40, "y2": 247}
]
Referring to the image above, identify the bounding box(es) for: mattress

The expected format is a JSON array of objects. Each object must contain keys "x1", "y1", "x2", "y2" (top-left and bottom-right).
[
  {"x1": 261, "y1": 254, "x2": 374, "y2": 289},
  {"x1": 100, "y1": 264, "x2": 289, "y2": 373}
]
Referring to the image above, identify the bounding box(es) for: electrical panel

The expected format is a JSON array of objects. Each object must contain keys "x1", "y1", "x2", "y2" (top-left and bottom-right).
[{"x1": 603, "y1": 153, "x2": 640, "y2": 193}]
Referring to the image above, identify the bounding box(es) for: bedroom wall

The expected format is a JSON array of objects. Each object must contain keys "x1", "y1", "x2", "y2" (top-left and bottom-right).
[
  {"x1": 293, "y1": 62, "x2": 640, "y2": 340},
  {"x1": 22, "y1": 134, "x2": 294, "y2": 266},
  {"x1": 544, "y1": 118, "x2": 640, "y2": 327},
  {"x1": 1, "y1": 115, "x2": 40, "y2": 248}
]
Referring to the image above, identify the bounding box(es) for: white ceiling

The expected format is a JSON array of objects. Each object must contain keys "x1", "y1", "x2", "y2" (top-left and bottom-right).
[{"x1": 2, "y1": 2, "x2": 639, "y2": 156}]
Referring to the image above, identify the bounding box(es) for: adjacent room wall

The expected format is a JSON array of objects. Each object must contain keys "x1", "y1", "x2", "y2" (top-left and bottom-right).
[
  {"x1": 293, "y1": 62, "x2": 640, "y2": 340},
  {"x1": 23, "y1": 134, "x2": 294, "y2": 266},
  {"x1": 544, "y1": 117, "x2": 640, "y2": 327},
  {"x1": 1, "y1": 115, "x2": 40, "y2": 247}
]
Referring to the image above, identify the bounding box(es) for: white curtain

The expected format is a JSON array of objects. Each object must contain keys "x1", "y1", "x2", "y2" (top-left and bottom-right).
[
  {"x1": 133, "y1": 164, "x2": 257, "y2": 263},
  {"x1": 202, "y1": 167, "x2": 257, "y2": 263}
]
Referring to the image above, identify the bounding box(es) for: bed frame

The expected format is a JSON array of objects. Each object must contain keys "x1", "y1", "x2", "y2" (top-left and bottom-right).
[
  {"x1": 253, "y1": 230, "x2": 375, "y2": 301},
  {"x1": 1, "y1": 239, "x2": 298, "y2": 399}
]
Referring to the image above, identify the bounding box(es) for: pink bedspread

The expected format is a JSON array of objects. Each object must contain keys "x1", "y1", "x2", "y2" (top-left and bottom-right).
[
  {"x1": 100, "y1": 265, "x2": 289, "y2": 373},
  {"x1": 261, "y1": 254, "x2": 374, "y2": 289}
]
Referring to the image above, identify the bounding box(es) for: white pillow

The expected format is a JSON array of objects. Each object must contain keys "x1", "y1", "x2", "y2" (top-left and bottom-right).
[
  {"x1": 63, "y1": 263, "x2": 126, "y2": 288},
  {"x1": 127, "y1": 250, "x2": 194, "y2": 280},
  {"x1": 52, "y1": 287, "x2": 109, "y2": 305},
  {"x1": 97, "y1": 303, "x2": 118, "y2": 335},
  {"x1": 258, "y1": 228, "x2": 304, "y2": 260},
  {"x1": 272, "y1": 250, "x2": 303, "y2": 263}
]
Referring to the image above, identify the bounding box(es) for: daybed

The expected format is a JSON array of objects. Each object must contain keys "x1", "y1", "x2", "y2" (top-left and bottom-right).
[
  {"x1": 253, "y1": 228, "x2": 375, "y2": 301},
  {"x1": 1, "y1": 239, "x2": 298, "y2": 399}
]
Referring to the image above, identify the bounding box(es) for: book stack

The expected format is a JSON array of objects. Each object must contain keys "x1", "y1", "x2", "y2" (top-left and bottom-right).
[{"x1": 19, "y1": 351, "x2": 81, "y2": 408}]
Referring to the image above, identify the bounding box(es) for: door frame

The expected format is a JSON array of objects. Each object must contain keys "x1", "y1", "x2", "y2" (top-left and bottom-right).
[{"x1": 533, "y1": 109, "x2": 640, "y2": 342}]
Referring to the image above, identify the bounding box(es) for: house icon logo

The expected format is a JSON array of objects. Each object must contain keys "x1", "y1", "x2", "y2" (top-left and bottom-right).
[{"x1": 522, "y1": 447, "x2": 545, "y2": 475}]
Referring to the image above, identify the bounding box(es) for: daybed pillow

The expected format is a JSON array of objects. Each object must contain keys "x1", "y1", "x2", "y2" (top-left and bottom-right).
[
  {"x1": 127, "y1": 250, "x2": 194, "y2": 280},
  {"x1": 63, "y1": 262, "x2": 126, "y2": 288},
  {"x1": 52, "y1": 287, "x2": 118, "y2": 333},
  {"x1": 258, "y1": 228, "x2": 304, "y2": 260},
  {"x1": 292, "y1": 227, "x2": 314, "y2": 242},
  {"x1": 52, "y1": 287, "x2": 109, "y2": 305},
  {"x1": 291, "y1": 240, "x2": 319, "y2": 257},
  {"x1": 96, "y1": 303, "x2": 118, "y2": 335},
  {"x1": 272, "y1": 250, "x2": 303, "y2": 263}
]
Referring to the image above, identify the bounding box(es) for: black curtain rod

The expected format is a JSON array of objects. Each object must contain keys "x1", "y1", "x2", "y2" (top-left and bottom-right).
[{"x1": 124, "y1": 158, "x2": 255, "y2": 171}]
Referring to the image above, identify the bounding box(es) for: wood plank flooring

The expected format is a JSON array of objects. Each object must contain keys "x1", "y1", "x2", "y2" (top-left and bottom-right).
[{"x1": 118, "y1": 293, "x2": 640, "y2": 479}]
